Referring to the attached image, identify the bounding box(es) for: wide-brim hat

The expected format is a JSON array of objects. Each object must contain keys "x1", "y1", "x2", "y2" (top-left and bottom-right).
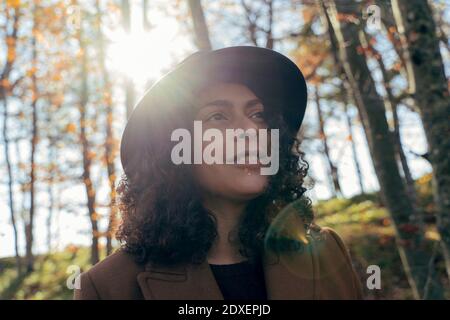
[{"x1": 120, "y1": 46, "x2": 308, "y2": 176}]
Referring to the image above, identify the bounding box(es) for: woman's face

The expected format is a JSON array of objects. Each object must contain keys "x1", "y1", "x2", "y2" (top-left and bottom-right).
[{"x1": 192, "y1": 82, "x2": 270, "y2": 202}]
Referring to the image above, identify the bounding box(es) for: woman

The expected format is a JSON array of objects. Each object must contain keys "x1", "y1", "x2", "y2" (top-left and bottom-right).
[{"x1": 74, "y1": 46, "x2": 363, "y2": 300}]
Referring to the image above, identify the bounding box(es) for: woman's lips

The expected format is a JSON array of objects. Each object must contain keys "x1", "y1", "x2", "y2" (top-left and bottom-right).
[
  {"x1": 229, "y1": 150, "x2": 269, "y2": 164},
  {"x1": 235, "y1": 163, "x2": 263, "y2": 170}
]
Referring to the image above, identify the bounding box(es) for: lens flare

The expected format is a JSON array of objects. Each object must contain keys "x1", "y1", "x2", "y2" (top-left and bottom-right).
[{"x1": 264, "y1": 197, "x2": 315, "y2": 278}]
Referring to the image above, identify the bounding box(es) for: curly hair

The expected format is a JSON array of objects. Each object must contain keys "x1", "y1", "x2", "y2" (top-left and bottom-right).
[{"x1": 115, "y1": 91, "x2": 313, "y2": 267}]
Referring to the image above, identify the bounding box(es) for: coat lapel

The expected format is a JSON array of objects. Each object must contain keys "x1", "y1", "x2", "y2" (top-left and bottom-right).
[
  {"x1": 137, "y1": 260, "x2": 223, "y2": 300},
  {"x1": 137, "y1": 246, "x2": 317, "y2": 300}
]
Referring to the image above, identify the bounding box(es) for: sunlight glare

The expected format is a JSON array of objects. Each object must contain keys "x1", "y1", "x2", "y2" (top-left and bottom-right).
[{"x1": 107, "y1": 18, "x2": 192, "y2": 87}]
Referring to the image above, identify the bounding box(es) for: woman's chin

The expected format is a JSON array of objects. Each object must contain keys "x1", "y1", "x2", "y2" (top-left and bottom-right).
[
  {"x1": 194, "y1": 164, "x2": 269, "y2": 201},
  {"x1": 228, "y1": 175, "x2": 268, "y2": 200}
]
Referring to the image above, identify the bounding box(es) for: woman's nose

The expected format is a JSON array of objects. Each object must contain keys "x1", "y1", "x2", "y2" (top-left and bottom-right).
[
  {"x1": 232, "y1": 115, "x2": 262, "y2": 155},
  {"x1": 233, "y1": 114, "x2": 260, "y2": 131}
]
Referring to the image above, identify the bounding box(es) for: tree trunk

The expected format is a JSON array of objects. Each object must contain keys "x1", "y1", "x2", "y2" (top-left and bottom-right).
[
  {"x1": 391, "y1": 0, "x2": 450, "y2": 282},
  {"x1": 96, "y1": 0, "x2": 118, "y2": 256},
  {"x1": 2, "y1": 95, "x2": 22, "y2": 274},
  {"x1": 265, "y1": 0, "x2": 274, "y2": 49},
  {"x1": 46, "y1": 136, "x2": 56, "y2": 253},
  {"x1": 142, "y1": 0, "x2": 150, "y2": 31},
  {"x1": 77, "y1": 10, "x2": 99, "y2": 265},
  {"x1": 360, "y1": 29, "x2": 420, "y2": 220},
  {"x1": 342, "y1": 97, "x2": 365, "y2": 195},
  {"x1": 323, "y1": 0, "x2": 444, "y2": 299},
  {"x1": 240, "y1": 0, "x2": 258, "y2": 46},
  {"x1": 314, "y1": 86, "x2": 342, "y2": 197},
  {"x1": 188, "y1": 0, "x2": 212, "y2": 50},
  {"x1": 1, "y1": 4, "x2": 22, "y2": 275},
  {"x1": 121, "y1": 0, "x2": 135, "y2": 118},
  {"x1": 317, "y1": 0, "x2": 373, "y2": 196},
  {"x1": 26, "y1": 4, "x2": 40, "y2": 273}
]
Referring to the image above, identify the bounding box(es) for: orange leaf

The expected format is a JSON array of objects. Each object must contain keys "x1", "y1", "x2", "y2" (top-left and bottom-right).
[
  {"x1": 6, "y1": 0, "x2": 21, "y2": 9},
  {"x1": 65, "y1": 123, "x2": 77, "y2": 133}
]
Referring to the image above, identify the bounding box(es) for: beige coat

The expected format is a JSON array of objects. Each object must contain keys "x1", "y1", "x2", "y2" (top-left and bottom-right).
[{"x1": 73, "y1": 227, "x2": 364, "y2": 300}]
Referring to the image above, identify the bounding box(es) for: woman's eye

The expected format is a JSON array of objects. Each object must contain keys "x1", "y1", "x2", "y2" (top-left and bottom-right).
[
  {"x1": 250, "y1": 111, "x2": 265, "y2": 120},
  {"x1": 206, "y1": 113, "x2": 227, "y2": 121}
]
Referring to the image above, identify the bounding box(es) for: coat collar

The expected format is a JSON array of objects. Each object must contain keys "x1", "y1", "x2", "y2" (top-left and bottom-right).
[{"x1": 136, "y1": 245, "x2": 318, "y2": 300}]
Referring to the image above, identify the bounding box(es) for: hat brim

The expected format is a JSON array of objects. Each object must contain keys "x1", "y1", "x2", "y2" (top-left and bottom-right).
[{"x1": 120, "y1": 46, "x2": 308, "y2": 175}]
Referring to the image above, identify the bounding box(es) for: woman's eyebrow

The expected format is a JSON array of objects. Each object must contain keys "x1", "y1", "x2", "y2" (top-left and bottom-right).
[
  {"x1": 198, "y1": 98, "x2": 263, "y2": 110},
  {"x1": 246, "y1": 98, "x2": 264, "y2": 107},
  {"x1": 200, "y1": 99, "x2": 233, "y2": 109}
]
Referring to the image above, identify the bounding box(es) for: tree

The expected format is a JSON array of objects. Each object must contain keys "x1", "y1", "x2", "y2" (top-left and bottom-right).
[
  {"x1": 142, "y1": 0, "x2": 151, "y2": 31},
  {"x1": 24, "y1": 1, "x2": 41, "y2": 273},
  {"x1": 95, "y1": 0, "x2": 119, "y2": 256},
  {"x1": 359, "y1": 29, "x2": 420, "y2": 218},
  {"x1": 322, "y1": 0, "x2": 444, "y2": 299},
  {"x1": 341, "y1": 82, "x2": 365, "y2": 195},
  {"x1": 240, "y1": 0, "x2": 274, "y2": 49},
  {"x1": 121, "y1": 0, "x2": 135, "y2": 118},
  {"x1": 0, "y1": 0, "x2": 22, "y2": 275},
  {"x1": 391, "y1": 0, "x2": 450, "y2": 281},
  {"x1": 188, "y1": 0, "x2": 212, "y2": 50},
  {"x1": 291, "y1": 5, "x2": 365, "y2": 197},
  {"x1": 77, "y1": 7, "x2": 100, "y2": 265},
  {"x1": 313, "y1": 86, "x2": 342, "y2": 197}
]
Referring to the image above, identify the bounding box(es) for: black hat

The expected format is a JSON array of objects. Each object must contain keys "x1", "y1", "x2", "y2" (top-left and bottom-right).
[{"x1": 120, "y1": 46, "x2": 308, "y2": 176}]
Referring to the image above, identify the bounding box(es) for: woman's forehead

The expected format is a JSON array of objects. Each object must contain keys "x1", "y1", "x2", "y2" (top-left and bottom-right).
[{"x1": 194, "y1": 82, "x2": 263, "y2": 109}]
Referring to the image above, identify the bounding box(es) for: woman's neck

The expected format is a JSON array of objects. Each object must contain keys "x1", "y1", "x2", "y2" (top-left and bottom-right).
[{"x1": 201, "y1": 194, "x2": 249, "y2": 265}]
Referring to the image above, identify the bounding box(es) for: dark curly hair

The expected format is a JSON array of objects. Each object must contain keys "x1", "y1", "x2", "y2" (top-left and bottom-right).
[{"x1": 115, "y1": 83, "x2": 313, "y2": 267}]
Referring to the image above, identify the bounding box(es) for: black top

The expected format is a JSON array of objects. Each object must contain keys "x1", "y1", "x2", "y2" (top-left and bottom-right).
[{"x1": 209, "y1": 258, "x2": 267, "y2": 300}]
